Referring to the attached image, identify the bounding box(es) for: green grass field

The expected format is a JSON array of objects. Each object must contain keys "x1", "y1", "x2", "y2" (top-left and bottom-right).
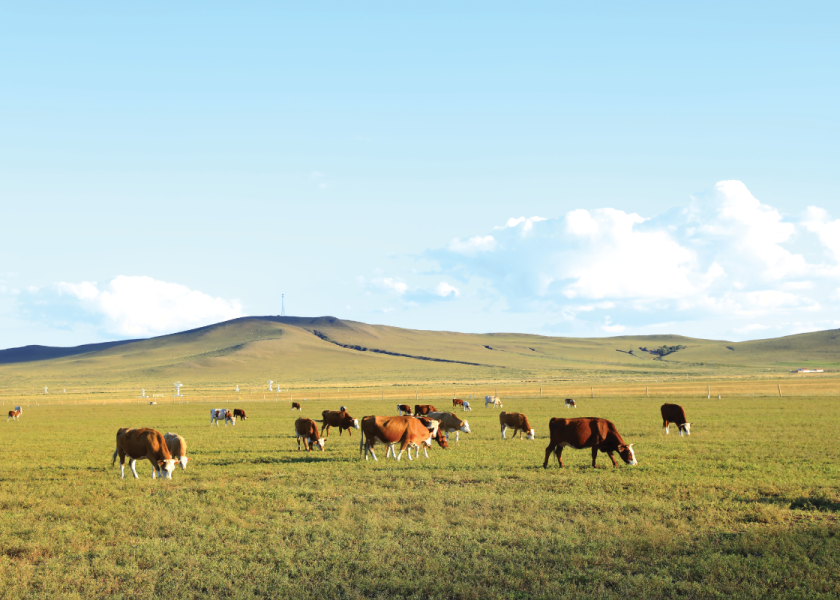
[{"x1": 1, "y1": 394, "x2": 838, "y2": 598}]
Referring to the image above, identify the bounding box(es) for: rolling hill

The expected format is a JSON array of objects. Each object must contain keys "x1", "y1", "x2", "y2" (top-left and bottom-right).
[{"x1": 0, "y1": 316, "x2": 838, "y2": 391}]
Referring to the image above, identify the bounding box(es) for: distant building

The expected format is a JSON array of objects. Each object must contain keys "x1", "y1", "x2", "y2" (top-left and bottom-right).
[{"x1": 795, "y1": 368, "x2": 824, "y2": 373}]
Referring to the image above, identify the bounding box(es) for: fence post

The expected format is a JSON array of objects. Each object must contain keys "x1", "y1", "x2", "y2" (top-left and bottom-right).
[
  {"x1": 590, "y1": 387, "x2": 593, "y2": 398},
  {"x1": 646, "y1": 386, "x2": 649, "y2": 398},
  {"x1": 778, "y1": 384, "x2": 782, "y2": 397}
]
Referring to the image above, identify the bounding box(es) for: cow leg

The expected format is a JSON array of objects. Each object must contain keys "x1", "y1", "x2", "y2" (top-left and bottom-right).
[
  {"x1": 543, "y1": 443, "x2": 555, "y2": 468},
  {"x1": 119, "y1": 453, "x2": 127, "y2": 479},
  {"x1": 445, "y1": 432, "x2": 450, "y2": 442},
  {"x1": 663, "y1": 420, "x2": 670, "y2": 434},
  {"x1": 129, "y1": 459, "x2": 140, "y2": 479},
  {"x1": 396, "y1": 439, "x2": 410, "y2": 461},
  {"x1": 456, "y1": 431, "x2": 460, "y2": 442},
  {"x1": 607, "y1": 451, "x2": 618, "y2": 467},
  {"x1": 368, "y1": 443, "x2": 378, "y2": 462},
  {"x1": 501, "y1": 424, "x2": 507, "y2": 439},
  {"x1": 555, "y1": 446, "x2": 564, "y2": 468}
]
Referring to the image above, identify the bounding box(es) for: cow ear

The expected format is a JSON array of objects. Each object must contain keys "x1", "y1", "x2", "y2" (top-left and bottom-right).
[{"x1": 158, "y1": 460, "x2": 165, "y2": 466}]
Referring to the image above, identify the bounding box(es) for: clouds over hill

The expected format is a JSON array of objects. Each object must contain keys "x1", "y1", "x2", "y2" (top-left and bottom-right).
[{"x1": 370, "y1": 180, "x2": 839, "y2": 339}]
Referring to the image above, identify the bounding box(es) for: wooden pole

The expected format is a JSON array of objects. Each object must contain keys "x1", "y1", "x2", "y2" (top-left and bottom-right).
[
  {"x1": 646, "y1": 386, "x2": 649, "y2": 398},
  {"x1": 778, "y1": 384, "x2": 782, "y2": 397},
  {"x1": 590, "y1": 387, "x2": 593, "y2": 398}
]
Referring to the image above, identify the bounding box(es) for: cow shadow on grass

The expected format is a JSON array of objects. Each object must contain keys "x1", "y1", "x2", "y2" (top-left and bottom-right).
[
  {"x1": 748, "y1": 494, "x2": 840, "y2": 513},
  {"x1": 205, "y1": 454, "x2": 358, "y2": 467}
]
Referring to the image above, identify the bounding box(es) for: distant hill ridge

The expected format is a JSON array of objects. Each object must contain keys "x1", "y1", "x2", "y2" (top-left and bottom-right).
[{"x1": 1, "y1": 316, "x2": 838, "y2": 385}]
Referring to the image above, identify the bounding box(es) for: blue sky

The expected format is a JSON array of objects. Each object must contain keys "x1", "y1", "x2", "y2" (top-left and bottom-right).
[{"x1": 1, "y1": 2, "x2": 838, "y2": 348}]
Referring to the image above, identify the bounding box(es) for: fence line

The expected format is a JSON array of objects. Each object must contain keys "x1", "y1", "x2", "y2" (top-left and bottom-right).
[{"x1": 2, "y1": 378, "x2": 839, "y2": 409}]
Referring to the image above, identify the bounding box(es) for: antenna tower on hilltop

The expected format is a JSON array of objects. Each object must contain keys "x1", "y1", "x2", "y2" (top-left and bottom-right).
[{"x1": 281, "y1": 294, "x2": 286, "y2": 317}]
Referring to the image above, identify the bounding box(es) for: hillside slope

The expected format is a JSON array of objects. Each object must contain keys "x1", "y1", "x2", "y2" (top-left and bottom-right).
[{"x1": 0, "y1": 316, "x2": 837, "y2": 388}]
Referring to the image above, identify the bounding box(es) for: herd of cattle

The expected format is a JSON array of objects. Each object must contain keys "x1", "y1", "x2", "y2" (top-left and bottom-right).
[{"x1": 93, "y1": 396, "x2": 694, "y2": 479}]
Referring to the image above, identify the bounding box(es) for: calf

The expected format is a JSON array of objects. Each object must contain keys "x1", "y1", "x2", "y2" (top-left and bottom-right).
[
  {"x1": 661, "y1": 403, "x2": 692, "y2": 436},
  {"x1": 426, "y1": 411, "x2": 471, "y2": 442},
  {"x1": 359, "y1": 415, "x2": 441, "y2": 462},
  {"x1": 210, "y1": 408, "x2": 235, "y2": 426},
  {"x1": 485, "y1": 396, "x2": 503, "y2": 408},
  {"x1": 543, "y1": 417, "x2": 637, "y2": 469},
  {"x1": 499, "y1": 412, "x2": 534, "y2": 440},
  {"x1": 565, "y1": 399, "x2": 577, "y2": 409},
  {"x1": 163, "y1": 432, "x2": 190, "y2": 470},
  {"x1": 321, "y1": 409, "x2": 360, "y2": 437},
  {"x1": 397, "y1": 404, "x2": 412, "y2": 416},
  {"x1": 7, "y1": 410, "x2": 21, "y2": 422},
  {"x1": 295, "y1": 418, "x2": 325, "y2": 451},
  {"x1": 233, "y1": 408, "x2": 247, "y2": 421},
  {"x1": 414, "y1": 404, "x2": 437, "y2": 416},
  {"x1": 112, "y1": 428, "x2": 178, "y2": 479},
  {"x1": 291, "y1": 402, "x2": 302, "y2": 410},
  {"x1": 386, "y1": 417, "x2": 449, "y2": 459}
]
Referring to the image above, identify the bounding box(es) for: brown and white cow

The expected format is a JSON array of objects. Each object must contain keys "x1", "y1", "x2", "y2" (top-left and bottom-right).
[
  {"x1": 210, "y1": 408, "x2": 235, "y2": 426},
  {"x1": 295, "y1": 418, "x2": 325, "y2": 451},
  {"x1": 397, "y1": 404, "x2": 412, "y2": 416},
  {"x1": 163, "y1": 432, "x2": 190, "y2": 470},
  {"x1": 565, "y1": 399, "x2": 577, "y2": 409},
  {"x1": 292, "y1": 402, "x2": 302, "y2": 411},
  {"x1": 359, "y1": 415, "x2": 441, "y2": 461},
  {"x1": 426, "y1": 412, "x2": 471, "y2": 442},
  {"x1": 233, "y1": 408, "x2": 247, "y2": 421},
  {"x1": 485, "y1": 396, "x2": 503, "y2": 408},
  {"x1": 499, "y1": 412, "x2": 534, "y2": 440},
  {"x1": 543, "y1": 417, "x2": 637, "y2": 469},
  {"x1": 385, "y1": 417, "x2": 450, "y2": 459},
  {"x1": 661, "y1": 403, "x2": 692, "y2": 436},
  {"x1": 452, "y1": 398, "x2": 465, "y2": 409},
  {"x1": 414, "y1": 404, "x2": 437, "y2": 416},
  {"x1": 112, "y1": 428, "x2": 178, "y2": 479},
  {"x1": 7, "y1": 410, "x2": 21, "y2": 422},
  {"x1": 321, "y1": 409, "x2": 360, "y2": 437}
]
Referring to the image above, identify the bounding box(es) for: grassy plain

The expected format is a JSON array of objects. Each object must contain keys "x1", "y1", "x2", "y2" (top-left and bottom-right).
[{"x1": 1, "y1": 394, "x2": 838, "y2": 598}]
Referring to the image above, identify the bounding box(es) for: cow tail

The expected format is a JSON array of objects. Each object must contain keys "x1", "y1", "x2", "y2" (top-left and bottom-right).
[{"x1": 359, "y1": 425, "x2": 364, "y2": 459}]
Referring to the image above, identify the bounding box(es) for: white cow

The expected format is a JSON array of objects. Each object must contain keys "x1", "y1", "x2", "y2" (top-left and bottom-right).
[
  {"x1": 163, "y1": 432, "x2": 190, "y2": 470},
  {"x1": 210, "y1": 408, "x2": 236, "y2": 426},
  {"x1": 462, "y1": 401, "x2": 472, "y2": 411},
  {"x1": 485, "y1": 396, "x2": 503, "y2": 408}
]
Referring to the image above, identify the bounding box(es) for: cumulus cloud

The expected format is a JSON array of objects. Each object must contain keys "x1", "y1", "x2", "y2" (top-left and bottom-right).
[
  {"x1": 56, "y1": 275, "x2": 244, "y2": 336},
  {"x1": 424, "y1": 180, "x2": 840, "y2": 338}
]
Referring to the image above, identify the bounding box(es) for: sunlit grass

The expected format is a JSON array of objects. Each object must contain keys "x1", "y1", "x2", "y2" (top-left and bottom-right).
[{"x1": 1, "y1": 395, "x2": 837, "y2": 598}]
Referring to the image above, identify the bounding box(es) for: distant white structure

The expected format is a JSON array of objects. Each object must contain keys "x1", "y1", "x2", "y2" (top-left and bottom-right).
[
  {"x1": 174, "y1": 382, "x2": 183, "y2": 397},
  {"x1": 44, "y1": 386, "x2": 48, "y2": 394},
  {"x1": 235, "y1": 385, "x2": 239, "y2": 392},
  {"x1": 140, "y1": 389, "x2": 147, "y2": 398},
  {"x1": 268, "y1": 380, "x2": 274, "y2": 391},
  {"x1": 796, "y1": 368, "x2": 824, "y2": 373}
]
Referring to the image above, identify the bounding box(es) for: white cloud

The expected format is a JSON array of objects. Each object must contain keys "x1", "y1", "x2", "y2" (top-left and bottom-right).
[
  {"x1": 435, "y1": 282, "x2": 460, "y2": 297},
  {"x1": 448, "y1": 235, "x2": 497, "y2": 254},
  {"x1": 497, "y1": 216, "x2": 547, "y2": 232},
  {"x1": 57, "y1": 275, "x2": 244, "y2": 336},
  {"x1": 426, "y1": 180, "x2": 840, "y2": 339}
]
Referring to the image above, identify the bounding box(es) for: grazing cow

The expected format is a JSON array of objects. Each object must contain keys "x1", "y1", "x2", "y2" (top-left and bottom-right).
[
  {"x1": 397, "y1": 404, "x2": 413, "y2": 416},
  {"x1": 210, "y1": 408, "x2": 235, "y2": 426},
  {"x1": 462, "y1": 401, "x2": 471, "y2": 411},
  {"x1": 661, "y1": 403, "x2": 692, "y2": 436},
  {"x1": 565, "y1": 399, "x2": 577, "y2": 409},
  {"x1": 452, "y1": 398, "x2": 465, "y2": 409},
  {"x1": 233, "y1": 408, "x2": 247, "y2": 421},
  {"x1": 292, "y1": 402, "x2": 302, "y2": 410},
  {"x1": 163, "y1": 432, "x2": 190, "y2": 470},
  {"x1": 485, "y1": 396, "x2": 503, "y2": 408},
  {"x1": 7, "y1": 410, "x2": 21, "y2": 422},
  {"x1": 112, "y1": 428, "x2": 178, "y2": 479},
  {"x1": 414, "y1": 404, "x2": 437, "y2": 416},
  {"x1": 386, "y1": 417, "x2": 450, "y2": 459},
  {"x1": 321, "y1": 409, "x2": 360, "y2": 437},
  {"x1": 295, "y1": 418, "x2": 325, "y2": 451},
  {"x1": 426, "y1": 411, "x2": 471, "y2": 442},
  {"x1": 359, "y1": 415, "x2": 441, "y2": 461},
  {"x1": 543, "y1": 417, "x2": 638, "y2": 469},
  {"x1": 499, "y1": 412, "x2": 535, "y2": 440}
]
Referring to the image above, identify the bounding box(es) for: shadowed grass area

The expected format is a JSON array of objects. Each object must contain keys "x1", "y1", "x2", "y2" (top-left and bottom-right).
[{"x1": 1, "y1": 396, "x2": 838, "y2": 598}]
